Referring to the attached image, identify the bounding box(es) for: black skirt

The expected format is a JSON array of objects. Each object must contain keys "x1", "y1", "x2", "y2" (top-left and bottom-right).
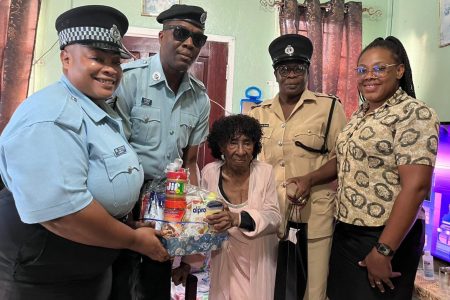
[{"x1": 327, "y1": 219, "x2": 424, "y2": 300}]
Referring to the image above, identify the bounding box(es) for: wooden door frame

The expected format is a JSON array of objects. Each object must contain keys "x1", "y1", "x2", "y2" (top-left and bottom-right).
[{"x1": 126, "y1": 26, "x2": 235, "y2": 114}]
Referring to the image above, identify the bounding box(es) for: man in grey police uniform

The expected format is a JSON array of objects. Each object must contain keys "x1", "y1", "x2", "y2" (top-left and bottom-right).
[
  {"x1": 0, "y1": 5, "x2": 169, "y2": 300},
  {"x1": 111, "y1": 4, "x2": 210, "y2": 300}
]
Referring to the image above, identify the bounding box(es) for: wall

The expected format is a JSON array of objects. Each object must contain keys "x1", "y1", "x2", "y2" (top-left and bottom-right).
[
  {"x1": 391, "y1": 0, "x2": 450, "y2": 121},
  {"x1": 30, "y1": 0, "x2": 449, "y2": 117},
  {"x1": 30, "y1": 0, "x2": 279, "y2": 114}
]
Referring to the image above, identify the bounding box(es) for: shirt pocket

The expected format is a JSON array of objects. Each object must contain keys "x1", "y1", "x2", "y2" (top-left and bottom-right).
[
  {"x1": 178, "y1": 112, "x2": 197, "y2": 149},
  {"x1": 292, "y1": 126, "x2": 324, "y2": 159},
  {"x1": 311, "y1": 189, "x2": 336, "y2": 216},
  {"x1": 130, "y1": 106, "x2": 161, "y2": 146},
  {"x1": 103, "y1": 152, "x2": 141, "y2": 181},
  {"x1": 101, "y1": 152, "x2": 142, "y2": 215}
]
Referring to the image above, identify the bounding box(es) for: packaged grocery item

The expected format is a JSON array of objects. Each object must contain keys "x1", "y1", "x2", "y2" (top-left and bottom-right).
[
  {"x1": 149, "y1": 159, "x2": 228, "y2": 255},
  {"x1": 139, "y1": 178, "x2": 165, "y2": 230},
  {"x1": 163, "y1": 159, "x2": 188, "y2": 236},
  {"x1": 205, "y1": 200, "x2": 224, "y2": 216}
]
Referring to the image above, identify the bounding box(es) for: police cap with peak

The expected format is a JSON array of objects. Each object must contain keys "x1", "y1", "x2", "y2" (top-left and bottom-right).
[
  {"x1": 55, "y1": 5, "x2": 131, "y2": 58},
  {"x1": 157, "y1": 4, "x2": 207, "y2": 29},
  {"x1": 269, "y1": 34, "x2": 313, "y2": 68}
]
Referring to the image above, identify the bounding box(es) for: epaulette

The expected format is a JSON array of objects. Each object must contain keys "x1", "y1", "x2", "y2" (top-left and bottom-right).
[
  {"x1": 189, "y1": 73, "x2": 206, "y2": 91},
  {"x1": 122, "y1": 58, "x2": 150, "y2": 72},
  {"x1": 250, "y1": 104, "x2": 261, "y2": 110},
  {"x1": 314, "y1": 92, "x2": 342, "y2": 103}
]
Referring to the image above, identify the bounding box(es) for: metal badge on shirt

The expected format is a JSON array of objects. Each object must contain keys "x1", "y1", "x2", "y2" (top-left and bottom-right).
[
  {"x1": 114, "y1": 145, "x2": 127, "y2": 157},
  {"x1": 152, "y1": 72, "x2": 161, "y2": 81}
]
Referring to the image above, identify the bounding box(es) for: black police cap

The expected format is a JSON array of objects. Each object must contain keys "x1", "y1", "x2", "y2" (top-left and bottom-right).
[
  {"x1": 269, "y1": 34, "x2": 313, "y2": 67},
  {"x1": 157, "y1": 4, "x2": 207, "y2": 29},
  {"x1": 55, "y1": 5, "x2": 131, "y2": 58}
]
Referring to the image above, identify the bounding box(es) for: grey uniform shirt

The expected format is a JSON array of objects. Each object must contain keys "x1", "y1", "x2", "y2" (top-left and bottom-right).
[
  {"x1": 0, "y1": 76, "x2": 144, "y2": 223},
  {"x1": 114, "y1": 54, "x2": 210, "y2": 179}
]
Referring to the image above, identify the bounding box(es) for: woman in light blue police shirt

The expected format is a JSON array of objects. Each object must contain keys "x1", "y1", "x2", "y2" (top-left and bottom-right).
[{"x1": 0, "y1": 6, "x2": 169, "y2": 300}]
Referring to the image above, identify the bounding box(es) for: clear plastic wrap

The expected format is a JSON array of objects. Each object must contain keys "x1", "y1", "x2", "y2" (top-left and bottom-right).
[{"x1": 138, "y1": 160, "x2": 228, "y2": 256}]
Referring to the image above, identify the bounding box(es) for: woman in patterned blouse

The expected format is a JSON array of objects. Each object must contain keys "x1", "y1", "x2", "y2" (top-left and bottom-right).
[{"x1": 288, "y1": 36, "x2": 439, "y2": 299}]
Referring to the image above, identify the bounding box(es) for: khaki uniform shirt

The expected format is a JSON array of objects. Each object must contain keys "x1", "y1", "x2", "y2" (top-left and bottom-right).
[
  {"x1": 249, "y1": 89, "x2": 347, "y2": 238},
  {"x1": 336, "y1": 88, "x2": 439, "y2": 226}
]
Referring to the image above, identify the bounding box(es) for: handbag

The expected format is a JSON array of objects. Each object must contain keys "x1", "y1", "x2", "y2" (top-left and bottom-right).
[{"x1": 274, "y1": 204, "x2": 308, "y2": 300}]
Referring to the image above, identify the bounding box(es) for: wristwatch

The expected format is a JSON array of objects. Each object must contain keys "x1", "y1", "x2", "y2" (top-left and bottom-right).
[{"x1": 375, "y1": 242, "x2": 395, "y2": 257}]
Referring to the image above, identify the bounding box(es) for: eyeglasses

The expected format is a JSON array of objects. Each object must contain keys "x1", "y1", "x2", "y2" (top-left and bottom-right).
[
  {"x1": 355, "y1": 64, "x2": 398, "y2": 78},
  {"x1": 276, "y1": 64, "x2": 308, "y2": 77},
  {"x1": 163, "y1": 25, "x2": 207, "y2": 48}
]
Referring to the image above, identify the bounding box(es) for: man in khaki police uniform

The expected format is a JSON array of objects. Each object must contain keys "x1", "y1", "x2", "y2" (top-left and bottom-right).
[{"x1": 248, "y1": 34, "x2": 347, "y2": 300}]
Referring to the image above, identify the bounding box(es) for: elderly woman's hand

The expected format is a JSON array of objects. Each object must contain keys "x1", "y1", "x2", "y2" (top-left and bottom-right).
[
  {"x1": 205, "y1": 207, "x2": 239, "y2": 232},
  {"x1": 285, "y1": 174, "x2": 313, "y2": 206}
]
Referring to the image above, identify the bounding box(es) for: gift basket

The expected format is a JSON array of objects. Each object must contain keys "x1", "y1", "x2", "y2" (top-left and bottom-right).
[{"x1": 139, "y1": 159, "x2": 228, "y2": 256}]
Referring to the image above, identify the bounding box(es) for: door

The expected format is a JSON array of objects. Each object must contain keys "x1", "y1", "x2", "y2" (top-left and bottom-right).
[{"x1": 122, "y1": 35, "x2": 228, "y2": 170}]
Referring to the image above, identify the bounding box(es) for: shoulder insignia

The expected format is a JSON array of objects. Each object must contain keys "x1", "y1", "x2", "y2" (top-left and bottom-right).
[
  {"x1": 314, "y1": 92, "x2": 341, "y2": 103},
  {"x1": 250, "y1": 104, "x2": 261, "y2": 110},
  {"x1": 122, "y1": 58, "x2": 150, "y2": 72},
  {"x1": 189, "y1": 73, "x2": 206, "y2": 91},
  {"x1": 261, "y1": 99, "x2": 274, "y2": 107}
]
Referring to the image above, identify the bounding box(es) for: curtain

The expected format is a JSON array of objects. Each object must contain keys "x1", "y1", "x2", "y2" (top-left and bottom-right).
[
  {"x1": 0, "y1": 0, "x2": 41, "y2": 133},
  {"x1": 279, "y1": 0, "x2": 362, "y2": 118}
]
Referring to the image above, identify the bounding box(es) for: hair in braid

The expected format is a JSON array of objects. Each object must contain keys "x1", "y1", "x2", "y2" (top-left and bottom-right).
[{"x1": 359, "y1": 36, "x2": 416, "y2": 98}]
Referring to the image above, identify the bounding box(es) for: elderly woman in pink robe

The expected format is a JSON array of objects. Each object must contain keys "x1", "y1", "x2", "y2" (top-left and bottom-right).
[{"x1": 203, "y1": 114, "x2": 281, "y2": 300}]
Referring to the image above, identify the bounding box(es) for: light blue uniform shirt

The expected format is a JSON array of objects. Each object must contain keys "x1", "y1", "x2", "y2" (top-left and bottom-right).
[
  {"x1": 115, "y1": 54, "x2": 210, "y2": 179},
  {"x1": 0, "y1": 76, "x2": 144, "y2": 224}
]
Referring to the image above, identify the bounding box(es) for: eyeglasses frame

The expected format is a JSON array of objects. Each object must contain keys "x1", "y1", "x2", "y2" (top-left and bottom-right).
[
  {"x1": 355, "y1": 63, "x2": 399, "y2": 78},
  {"x1": 276, "y1": 63, "x2": 309, "y2": 77}
]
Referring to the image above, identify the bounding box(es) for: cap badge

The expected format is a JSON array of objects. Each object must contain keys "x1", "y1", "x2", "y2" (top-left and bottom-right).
[
  {"x1": 109, "y1": 25, "x2": 121, "y2": 43},
  {"x1": 200, "y1": 12, "x2": 207, "y2": 24},
  {"x1": 152, "y1": 72, "x2": 161, "y2": 81},
  {"x1": 285, "y1": 45, "x2": 294, "y2": 56}
]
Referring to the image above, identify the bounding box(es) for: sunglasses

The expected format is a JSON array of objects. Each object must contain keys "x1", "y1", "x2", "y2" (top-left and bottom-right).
[{"x1": 163, "y1": 25, "x2": 207, "y2": 48}]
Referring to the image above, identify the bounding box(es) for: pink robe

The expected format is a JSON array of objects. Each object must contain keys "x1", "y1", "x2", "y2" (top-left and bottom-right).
[{"x1": 201, "y1": 160, "x2": 281, "y2": 300}]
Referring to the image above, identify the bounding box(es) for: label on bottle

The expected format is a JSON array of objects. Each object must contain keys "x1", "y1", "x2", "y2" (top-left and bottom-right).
[{"x1": 423, "y1": 260, "x2": 434, "y2": 279}]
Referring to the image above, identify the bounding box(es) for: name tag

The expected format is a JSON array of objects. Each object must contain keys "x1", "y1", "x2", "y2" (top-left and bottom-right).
[
  {"x1": 114, "y1": 145, "x2": 127, "y2": 157},
  {"x1": 260, "y1": 123, "x2": 269, "y2": 127},
  {"x1": 141, "y1": 97, "x2": 152, "y2": 106}
]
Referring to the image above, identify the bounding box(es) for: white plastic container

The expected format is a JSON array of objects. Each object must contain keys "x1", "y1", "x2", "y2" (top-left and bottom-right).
[{"x1": 422, "y1": 250, "x2": 435, "y2": 280}]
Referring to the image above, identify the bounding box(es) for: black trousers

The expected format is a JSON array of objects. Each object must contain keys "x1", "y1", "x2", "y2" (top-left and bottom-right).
[
  {"x1": 110, "y1": 180, "x2": 172, "y2": 300},
  {"x1": 0, "y1": 188, "x2": 118, "y2": 300},
  {"x1": 327, "y1": 219, "x2": 424, "y2": 300},
  {"x1": 110, "y1": 250, "x2": 171, "y2": 300}
]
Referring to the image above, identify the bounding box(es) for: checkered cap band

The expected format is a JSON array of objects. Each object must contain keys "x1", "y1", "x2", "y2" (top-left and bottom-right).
[{"x1": 58, "y1": 26, "x2": 121, "y2": 48}]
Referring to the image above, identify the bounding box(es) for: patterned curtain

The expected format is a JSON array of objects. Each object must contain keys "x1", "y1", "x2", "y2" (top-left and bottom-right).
[
  {"x1": 280, "y1": 0, "x2": 362, "y2": 118},
  {"x1": 0, "y1": 0, "x2": 41, "y2": 132}
]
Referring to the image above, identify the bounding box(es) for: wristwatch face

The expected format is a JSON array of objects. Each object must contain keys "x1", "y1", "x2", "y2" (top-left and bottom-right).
[{"x1": 376, "y1": 243, "x2": 394, "y2": 256}]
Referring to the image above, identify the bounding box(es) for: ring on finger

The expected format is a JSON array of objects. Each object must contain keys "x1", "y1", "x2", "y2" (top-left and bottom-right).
[{"x1": 375, "y1": 281, "x2": 382, "y2": 285}]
